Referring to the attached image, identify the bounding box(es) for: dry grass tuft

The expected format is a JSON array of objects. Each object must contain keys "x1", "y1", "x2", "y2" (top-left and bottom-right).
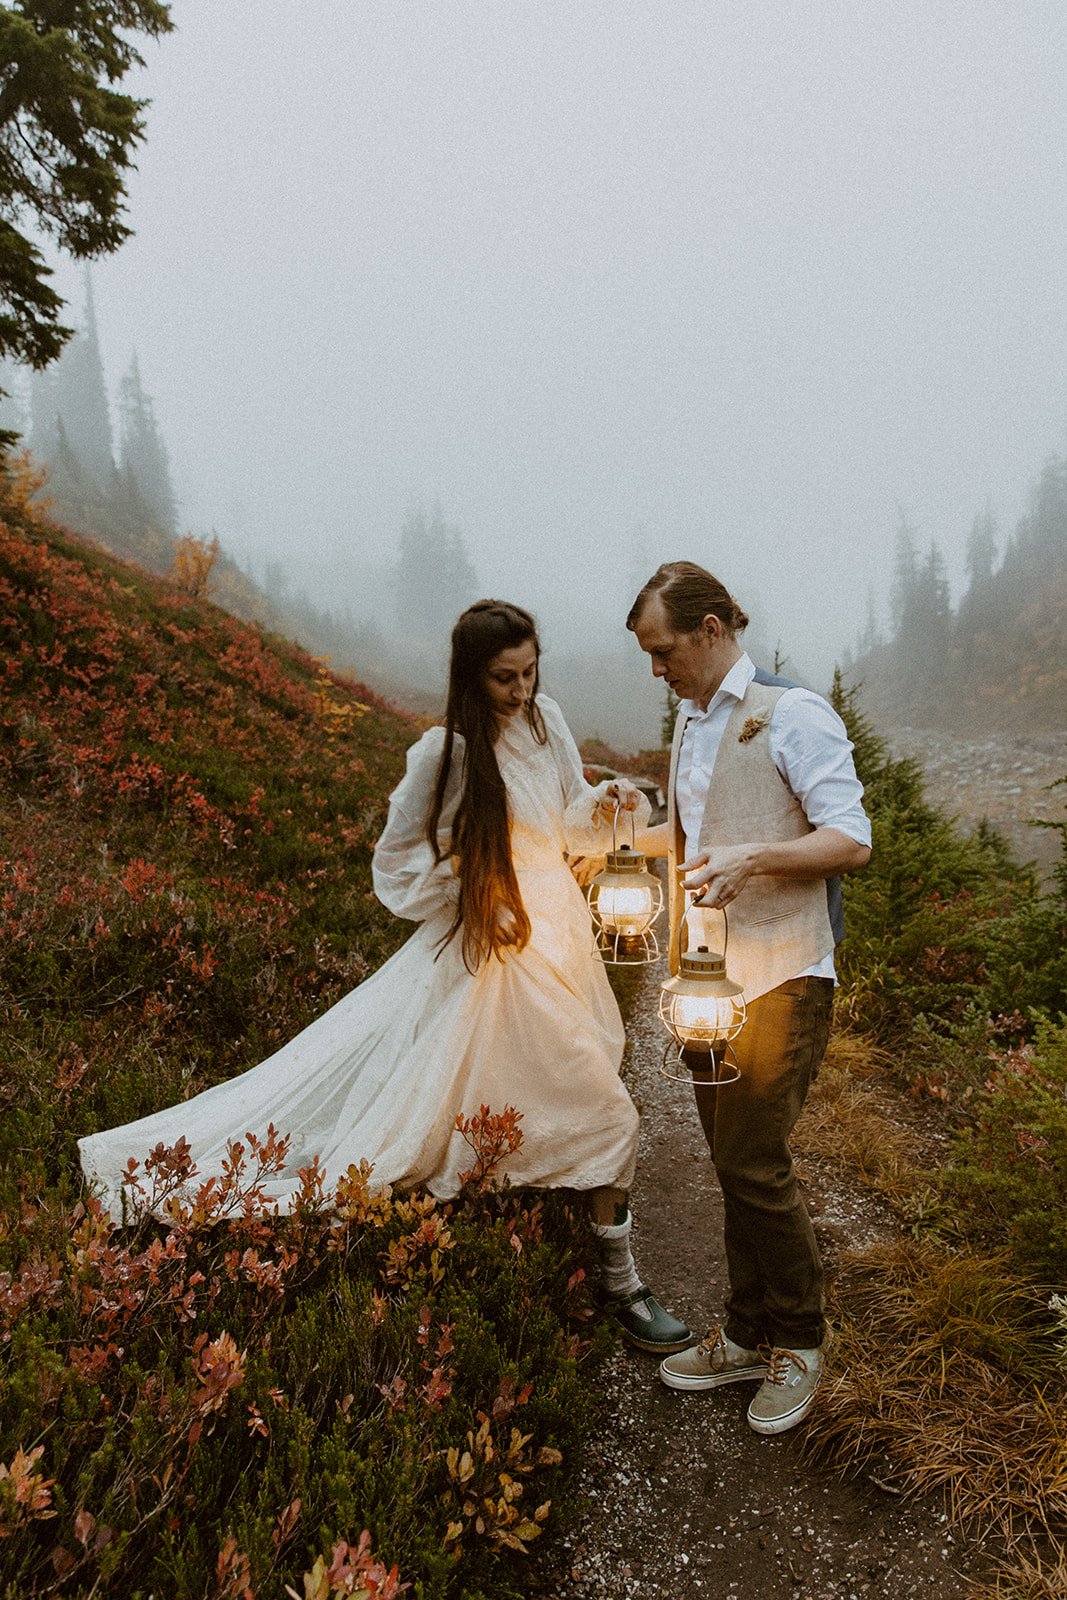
[
  {"x1": 806, "y1": 1238, "x2": 1067, "y2": 1550},
  {"x1": 965, "y1": 1546, "x2": 1067, "y2": 1600},
  {"x1": 795, "y1": 1031, "x2": 923, "y2": 1206},
  {"x1": 797, "y1": 1030, "x2": 1067, "y2": 1597}
]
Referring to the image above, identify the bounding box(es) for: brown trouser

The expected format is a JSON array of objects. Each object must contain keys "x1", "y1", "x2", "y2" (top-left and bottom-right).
[{"x1": 685, "y1": 975, "x2": 834, "y2": 1351}]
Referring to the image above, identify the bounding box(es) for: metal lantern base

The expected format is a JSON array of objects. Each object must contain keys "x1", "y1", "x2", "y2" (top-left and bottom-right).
[
  {"x1": 660, "y1": 1040, "x2": 741, "y2": 1089},
  {"x1": 593, "y1": 928, "x2": 661, "y2": 967}
]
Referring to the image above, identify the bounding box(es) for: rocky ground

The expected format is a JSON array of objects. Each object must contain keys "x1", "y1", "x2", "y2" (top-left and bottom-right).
[
  {"x1": 527, "y1": 723, "x2": 1064, "y2": 1599},
  {"x1": 882, "y1": 725, "x2": 1065, "y2": 879},
  {"x1": 531, "y1": 954, "x2": 990, "y2": 1600}
]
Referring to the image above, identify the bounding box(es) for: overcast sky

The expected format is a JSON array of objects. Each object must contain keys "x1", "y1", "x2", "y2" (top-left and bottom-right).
[{"x1": 45, "y1": 0, "x2": 1067, "y2": 709}]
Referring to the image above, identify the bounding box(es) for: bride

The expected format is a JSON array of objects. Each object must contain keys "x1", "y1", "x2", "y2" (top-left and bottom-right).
[{"x1": 79, "y1": 599, "x2": 689, "y2": 1353}]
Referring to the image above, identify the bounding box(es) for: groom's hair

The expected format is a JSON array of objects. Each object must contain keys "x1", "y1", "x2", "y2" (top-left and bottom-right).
[{"x1": 627, "y1": 561, "x2": 750, "y2": 637}]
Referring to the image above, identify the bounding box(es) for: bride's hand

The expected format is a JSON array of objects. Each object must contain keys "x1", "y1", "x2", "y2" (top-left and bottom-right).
[
  {"x1": 595, "y1": 779, "x2": 641, "y2": 820},
  {"x1": 495, "y1": 903, "x2": 523, "y2": 945},
  {"x1": 567, "y1": 853, "x2": 606, "y2": 887}
]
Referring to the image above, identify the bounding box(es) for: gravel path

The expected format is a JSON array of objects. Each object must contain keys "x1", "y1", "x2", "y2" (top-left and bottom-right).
[
  {"x1": 883, "y1": 724, "x2": 1065, "y2": 878},
  {"x1": 533, "y1": 951, "x2": 987, "y2": 1600}
]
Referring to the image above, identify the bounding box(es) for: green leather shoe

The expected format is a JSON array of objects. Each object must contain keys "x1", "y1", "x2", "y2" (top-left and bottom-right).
[{"x1": 607, "y1": 1285, "x2": 692, "y2": 1353}]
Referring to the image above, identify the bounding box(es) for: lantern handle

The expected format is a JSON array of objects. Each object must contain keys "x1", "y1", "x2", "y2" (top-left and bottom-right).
[
  {"x1": 675, "y1": 870, "x2": 729, "y2": 964},
  {"x1": 608, "y1": 797, "x2": 638, "y2": 855}
]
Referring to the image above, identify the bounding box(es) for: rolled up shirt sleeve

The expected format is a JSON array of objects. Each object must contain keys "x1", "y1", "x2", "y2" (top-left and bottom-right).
[{"x1": 770, "y1": 690, "x2": 872, "y2": 848}]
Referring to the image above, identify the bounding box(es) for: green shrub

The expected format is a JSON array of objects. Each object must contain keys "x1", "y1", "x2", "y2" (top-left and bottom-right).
[
  {"x1": 940, "y1": 1018, "x2": 1067, "y2": 1284},
  {"x1": 831, "y1": 674, "x2": 1063, "y2": 1044}
]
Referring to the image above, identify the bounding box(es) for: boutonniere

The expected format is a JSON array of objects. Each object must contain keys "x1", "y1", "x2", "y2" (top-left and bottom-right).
[{"x1": 738, "y1": 713, "x2": 770, "y2": 743}]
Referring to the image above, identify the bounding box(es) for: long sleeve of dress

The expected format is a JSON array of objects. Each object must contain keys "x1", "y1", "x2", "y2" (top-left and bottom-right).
[
  {"x1": 372, "y1": 727, "x2": 463, "y2": 923},
  {"x1": 539, "y1": 696, "x2": 651, "y2": 855}
]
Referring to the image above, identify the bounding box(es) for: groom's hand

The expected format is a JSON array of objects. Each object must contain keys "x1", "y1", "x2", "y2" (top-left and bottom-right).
[{"x1": 681, "y1": 845, "x2": 758, "y2": 909}]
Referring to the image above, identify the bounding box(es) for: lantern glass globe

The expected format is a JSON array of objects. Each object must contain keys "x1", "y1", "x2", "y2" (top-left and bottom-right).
[
  {"x1": 659, "y1": 947, "x2": 746, "y2": 1051},
  {"x1": 588, "y1": 846, "x2": 663, "y2": 965}
]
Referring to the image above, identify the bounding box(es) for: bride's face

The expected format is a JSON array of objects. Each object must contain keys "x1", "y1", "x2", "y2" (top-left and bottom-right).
[{"x1": 484, "y1": 639, "x2": 538, "y2": 724}]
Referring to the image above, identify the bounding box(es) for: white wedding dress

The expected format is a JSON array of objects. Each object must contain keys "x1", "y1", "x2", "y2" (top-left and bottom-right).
[{"x1": 79, "y1": 696, "x2": 643, "y2": 1215}]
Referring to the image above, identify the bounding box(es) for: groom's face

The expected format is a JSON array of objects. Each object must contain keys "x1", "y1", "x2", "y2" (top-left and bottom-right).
[{"x1": 631, "y1": 593, "x2": 725, "y2": 711}]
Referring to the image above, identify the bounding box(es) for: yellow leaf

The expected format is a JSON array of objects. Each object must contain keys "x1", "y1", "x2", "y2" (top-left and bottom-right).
[{"x1": 494, "y1": 1529, "x2": 529, "y2": 1552}]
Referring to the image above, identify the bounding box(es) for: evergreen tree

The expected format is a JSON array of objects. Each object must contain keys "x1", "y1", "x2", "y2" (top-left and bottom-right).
[
  {"x1": 855, "y1": 452, "x2": 1067, "y2": 731},
  {"x1": 860, "y1": 584, "x2": 881, "y2": 656},
  {"x1": 106, "y1": 458, "x2": 172, "y2": 566},
  {"x1": 394, "y1": 502, "x2": 478, "y2": 642},
  {"x1": 956, "y1": 505, "x2": 999, "y2": 671},
  {"x1": 27, "y1": 276, "x2": 114, "y2": 485},
  {"x1": 0, "y1": 357, "x2": 23, "y2": 438},
  {"x1": 921, "y1": 540, "x2": 951, "y2": 621},
  {"x1": 29, "y1": 363, "x2": 59, "y2": 462},
  {"x1": 916, "y1": 539, "x2": 952, "y2": 679},
  {"x1": 889, "y1": 510, "x2": 919, "y2": 637},
  {"x1": 660, "y1": 685, "x2": 680, "y2": 746},
  {"x1": 888, "y1": 518, "x2": 952, "y2": 704},
  {"x1": 45, "y1": 415, "x2": 108, "y2": 533},
  {"x1": 1005, "y1": 456, "x2": 1067, "y2": 592},
  {"x1": 964, "y1": 505, "x2": 998, "y2": 594},
  {"x1": 50, "y1": 275, "x2": 115, "y2": 486},
  {"x1": 0, "y1": 1, "x2": 173, "y2": 449},
  {"x1": 119, "y1": 352, "x2": 177, "y2": 537}
]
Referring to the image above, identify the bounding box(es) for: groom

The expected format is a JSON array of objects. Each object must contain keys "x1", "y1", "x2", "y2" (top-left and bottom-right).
[{"x1": 627, "y1": 561, "x2": 871, "y2": 1435}]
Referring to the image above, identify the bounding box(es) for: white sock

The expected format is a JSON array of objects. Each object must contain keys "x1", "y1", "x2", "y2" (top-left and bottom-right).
[{"x1": 590, "y1": 1212, "x2": 643, "y2": 1299}]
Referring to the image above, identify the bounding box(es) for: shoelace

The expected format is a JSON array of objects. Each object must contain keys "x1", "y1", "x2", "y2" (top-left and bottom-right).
[
  {"x1": 758, "y1": 1345, "x2": 809, "y2": 1386},
  {"x1": 696, "y1": 1325, "x2": 727, "y2": 1361}
]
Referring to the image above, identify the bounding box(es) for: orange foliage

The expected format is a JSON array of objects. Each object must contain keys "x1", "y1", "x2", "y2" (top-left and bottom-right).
[
  {"x1": 313, "y1": 657, "x2": 372, "y2": 737},
  {"x1": 169, "y1": 532, "x2": 219, "y2": 598},
  {"x1": 0, "y1": 448, "x2": 51, "y2": 518}
]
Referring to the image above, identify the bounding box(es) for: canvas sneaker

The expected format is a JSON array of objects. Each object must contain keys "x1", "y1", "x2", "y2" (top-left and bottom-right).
[
  {"x1": 658, "y1": 1325, "x2": 765, "y2": 1391},
  {"x1": 746, "y1": 1332, "x2": 831, "y2": 1435}
]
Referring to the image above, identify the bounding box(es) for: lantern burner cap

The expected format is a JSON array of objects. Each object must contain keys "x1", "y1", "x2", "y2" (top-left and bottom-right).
[
  {"x1": 605, "y1": 846, "x2": 647, "y2": 873},
  {"x1": 680, "y1": 945, "x2": 727, "y2": 979}
]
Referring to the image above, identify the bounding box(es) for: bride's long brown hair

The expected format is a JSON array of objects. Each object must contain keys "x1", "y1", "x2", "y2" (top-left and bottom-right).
[{"x1": 426, "y1": 600, "x2": 548, "y2": 972}]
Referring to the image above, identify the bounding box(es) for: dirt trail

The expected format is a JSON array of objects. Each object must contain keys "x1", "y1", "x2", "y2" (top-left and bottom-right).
[{"x1": 533, "y1": 953, "x2": 987, "y2": 1600}]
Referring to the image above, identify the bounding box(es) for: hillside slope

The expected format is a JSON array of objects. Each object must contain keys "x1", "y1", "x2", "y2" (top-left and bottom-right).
[
  {"x1": 0, "y1": 480, "x2": 418, "y2": 1170},
  {"x1": 854, "y1": 569, "x2": 1067, "y2": 735},
  {"x1": 848, "y1": 451, "x2": 1067, "y2": 736},
  {"x1": 1, "y1": 476, "x2": 610, "y2": 1600}
]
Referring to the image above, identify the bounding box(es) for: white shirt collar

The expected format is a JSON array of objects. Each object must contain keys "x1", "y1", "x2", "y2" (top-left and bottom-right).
[{"x1": 680, "y1": 652, "x2": 755, "y2": 721}]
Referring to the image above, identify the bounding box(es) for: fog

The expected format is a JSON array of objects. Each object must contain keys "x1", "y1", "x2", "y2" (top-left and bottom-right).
[{"x1": 35, "y1": 2, "x2": 1067, "y2": 746}]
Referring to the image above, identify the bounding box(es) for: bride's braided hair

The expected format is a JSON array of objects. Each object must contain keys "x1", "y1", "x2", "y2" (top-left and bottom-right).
[{"x1": 427, "y1": 600, "x2": 547, "y2": 973}]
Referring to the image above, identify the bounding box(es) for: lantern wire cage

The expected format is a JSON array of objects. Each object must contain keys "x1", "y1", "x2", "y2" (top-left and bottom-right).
[
  {"x1": 587, "y1": 801, "x2": 663, "y2": 966},
  {"x1": 659, "y1": 894, "x2": 746, "y2": 1089}
]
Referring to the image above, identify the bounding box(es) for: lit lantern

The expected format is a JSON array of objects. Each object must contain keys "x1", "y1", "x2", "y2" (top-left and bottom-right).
[
  {"x1": 660, "y1": 941, "x2": 747, "y2": 1088},
  {"x1": 587, "y1": 803, "x2": 663, "y2": 965}
]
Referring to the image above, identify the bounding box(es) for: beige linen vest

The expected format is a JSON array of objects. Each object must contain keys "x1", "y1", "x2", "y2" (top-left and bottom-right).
[{"x1": 667, "y1": 681, "x2": 835, "y2": 1002}]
